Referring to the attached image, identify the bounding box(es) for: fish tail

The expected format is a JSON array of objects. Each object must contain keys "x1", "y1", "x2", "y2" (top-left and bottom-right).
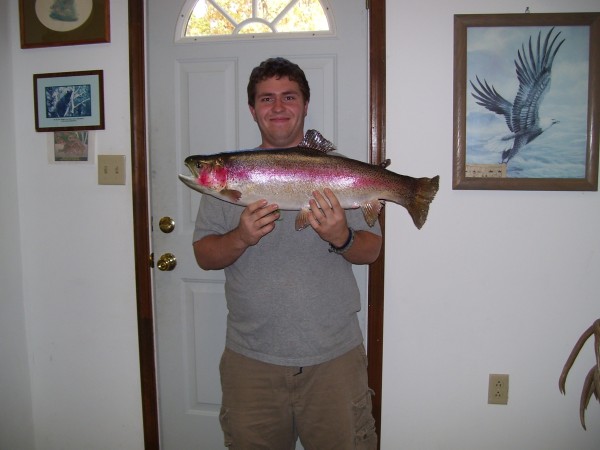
[{"x1": 406, "y1": 176, "x2": 439, "y2": 229}]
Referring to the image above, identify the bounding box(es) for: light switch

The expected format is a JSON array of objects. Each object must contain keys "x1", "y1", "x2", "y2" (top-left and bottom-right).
[{"x1": 98, "y1": 155, "x2": 126, "y2": 185}]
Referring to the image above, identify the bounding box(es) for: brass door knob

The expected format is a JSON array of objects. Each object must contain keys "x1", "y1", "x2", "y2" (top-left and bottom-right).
[
  {"x1": 159, "y1": 216, "x2": 175, "y2": 233},
  {"x1": 157, "y1": 253, "x2": 177, "y2": 271}
]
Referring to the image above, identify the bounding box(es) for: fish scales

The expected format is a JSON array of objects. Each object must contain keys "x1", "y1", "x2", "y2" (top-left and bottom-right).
[
  {"x1": 179, "y1": 130, "x2": 439, "y2": 230},
  {"x1": 225, "y1": 149, "x2": 387, "y2": 208}
]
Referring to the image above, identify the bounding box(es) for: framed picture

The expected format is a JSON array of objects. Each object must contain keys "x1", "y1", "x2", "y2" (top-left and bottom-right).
[
  {"x1": 19, "y1": 0, "x2": 110, "y2": 49},
  {"x1": 33, "y1": 70, "x2": 105, "y2": 132},
  {"x1": 453, "y1": 13, "x2": 600, "y2": 190},
  {"x1": 47, "y1": 131, "x2": 95, "y2": 163}
]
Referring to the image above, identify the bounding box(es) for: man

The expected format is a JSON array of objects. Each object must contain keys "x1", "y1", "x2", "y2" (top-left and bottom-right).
[{"x1": 193, "y1": 57, "x2": 381, "y2": 449}]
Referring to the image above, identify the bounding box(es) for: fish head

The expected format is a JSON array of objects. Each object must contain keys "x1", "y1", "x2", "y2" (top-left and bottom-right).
[{"x1": 181, "y1": 155, "x2": 228, "y2": 192}]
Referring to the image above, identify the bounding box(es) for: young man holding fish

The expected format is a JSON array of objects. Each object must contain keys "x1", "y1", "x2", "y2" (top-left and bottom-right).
[{"x1": 193, "y1": 57, "x2": 381, "y2": 449}]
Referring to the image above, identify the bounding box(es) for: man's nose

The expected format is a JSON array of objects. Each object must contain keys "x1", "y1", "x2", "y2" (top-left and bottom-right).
[{"x1": 272, "y1": 97, "x2": 285, "y2": 111}]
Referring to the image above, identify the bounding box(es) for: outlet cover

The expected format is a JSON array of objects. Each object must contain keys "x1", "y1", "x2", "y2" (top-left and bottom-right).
[{"x1": 488, "y1": 373, "x2": 509, "y2": 405}]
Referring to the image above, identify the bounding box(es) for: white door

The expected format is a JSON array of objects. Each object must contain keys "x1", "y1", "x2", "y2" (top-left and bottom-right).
[{"x1": 147, "y1": 1, "x2": 369, "y2": 448}]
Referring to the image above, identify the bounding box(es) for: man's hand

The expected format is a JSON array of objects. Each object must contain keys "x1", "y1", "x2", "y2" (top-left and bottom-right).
[
  {"x1": 194, "y1": 199, "x2": 279, "y2": 270},
  {"x1": 237, "y1": 199, "x2": 280, "y2": 246},
  {"x1": 307, "y1": 189, "x2": 349, "y2": 247},
  {"x1": 307, "y1": 189, "x2": 382, "y2": 264}
]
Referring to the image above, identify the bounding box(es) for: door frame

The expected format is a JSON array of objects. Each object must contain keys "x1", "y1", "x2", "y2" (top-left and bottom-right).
[{"x1": 127, "y1": 1, "x2": 386, "y2": 448}]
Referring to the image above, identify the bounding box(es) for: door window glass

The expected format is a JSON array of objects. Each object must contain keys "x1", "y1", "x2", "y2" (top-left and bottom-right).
[{"x1": 177, "y1": 0, "x2": 333, "y2": 41}]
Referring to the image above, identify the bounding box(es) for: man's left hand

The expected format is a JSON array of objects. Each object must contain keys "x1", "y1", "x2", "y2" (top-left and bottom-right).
[{"x1": 307, "y1": 189, "x2": 350, "y2": 248}]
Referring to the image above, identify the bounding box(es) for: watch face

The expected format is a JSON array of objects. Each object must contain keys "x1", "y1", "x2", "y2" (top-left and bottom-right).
[{"x1": 35, "y1": 0, "x2": 94, "y2": 33}]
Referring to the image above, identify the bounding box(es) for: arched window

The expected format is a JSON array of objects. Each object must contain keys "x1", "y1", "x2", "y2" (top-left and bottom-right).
[{"x1": 175, "y1": 0, "x2": 334, "y2": 42}]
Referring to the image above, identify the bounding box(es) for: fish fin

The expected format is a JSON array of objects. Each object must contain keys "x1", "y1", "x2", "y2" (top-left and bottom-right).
[
  {"x1": 220, "y1": 189, "x2": 242, "y2": 202},
  {"x1": 361, "y1": 200, "x2": 385, "y2": 227},
  {"x1": 298, "y1": 130, "x2": 337, "y2": 153},
  {"x1": 295, "y1": 208, "x2": 312, "y2": 231},
  {"x1": 406, "y1": 175, "x2": 440, "y2": 229}
]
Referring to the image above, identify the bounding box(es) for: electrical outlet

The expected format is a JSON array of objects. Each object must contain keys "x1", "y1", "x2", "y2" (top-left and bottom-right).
[
  {"x1": 488, "y1": 374, "x2": 509, "y2": 405},
  {"x1": 98, "y1": 155, "x2": 126, "y2": 185}
]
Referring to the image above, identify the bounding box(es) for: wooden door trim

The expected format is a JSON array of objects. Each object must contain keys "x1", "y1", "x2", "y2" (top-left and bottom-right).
[
  {"x1": 367, "y1": 0, "x2": 386, "y2": 444},
  {"x1": 128, "y1": 1, "x2": 386, "y2": 448},
  {"x1": 128, "y1": 1, "x2": 159, "y2": 448}
]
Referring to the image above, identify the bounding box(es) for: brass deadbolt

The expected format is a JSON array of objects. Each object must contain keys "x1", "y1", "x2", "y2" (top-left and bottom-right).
[{"x1": 159, "y1": 216, "x2": 175, "y2": 233}]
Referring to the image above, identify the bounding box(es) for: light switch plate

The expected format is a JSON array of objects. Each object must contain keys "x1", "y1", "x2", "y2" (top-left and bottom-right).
[{"x1": 98, "y1": 155, "x2": 126, "y2": 185}]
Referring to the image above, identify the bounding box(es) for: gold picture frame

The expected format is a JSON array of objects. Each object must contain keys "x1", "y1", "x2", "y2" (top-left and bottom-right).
[
  {"x1": 19, "y1": 0, "x2": 110, "y2": 49},
  {"x1": 453, "y1": 13, "x2": 600, "y2": 191}
]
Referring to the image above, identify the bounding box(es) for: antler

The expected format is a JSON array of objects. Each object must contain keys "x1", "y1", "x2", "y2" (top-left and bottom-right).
[{"x1": 559, "y1": 319, "x2": 600, "y2": 430}]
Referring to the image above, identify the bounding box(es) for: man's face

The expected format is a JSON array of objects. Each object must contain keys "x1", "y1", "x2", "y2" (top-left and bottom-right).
[{"x1": 249, "y1": 76, "x2": 309, "y2": 149}]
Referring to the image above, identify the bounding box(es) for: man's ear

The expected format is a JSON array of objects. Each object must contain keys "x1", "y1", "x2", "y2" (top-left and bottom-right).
[{"x1": 249, "y1": 104, "x2": 257, "y2": 122}]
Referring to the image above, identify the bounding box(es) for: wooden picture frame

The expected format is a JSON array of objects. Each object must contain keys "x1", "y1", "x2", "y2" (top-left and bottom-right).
[
  {"x1": 453, "y1": 12, "x2": 600, "y2": 191},
  {"x1": 19, "y1": 0, "x2": 110, "y2": 49},
  {"x1": 33, "y1": 70, "x2": 105, "y2": 132}
]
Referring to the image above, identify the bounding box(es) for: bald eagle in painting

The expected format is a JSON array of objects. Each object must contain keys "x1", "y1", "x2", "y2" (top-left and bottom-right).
[{"x1": 470, "y1": 27, "x2": 565, "y2": 164}]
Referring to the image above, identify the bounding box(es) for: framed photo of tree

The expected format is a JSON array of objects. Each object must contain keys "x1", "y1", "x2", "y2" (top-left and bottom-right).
[
  {"x1": 452, "y1": 13, "x2": 600, "y2": 191},
  {"x1": 33, "y1": 70, "x2": 105, "y2": 132}
]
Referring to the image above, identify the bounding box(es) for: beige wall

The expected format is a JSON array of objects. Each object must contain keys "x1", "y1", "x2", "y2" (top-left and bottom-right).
[
  {"x1": 383, "y1": 1, "x2": 600, "y2": 448},
  {"x1": 0, "y1": 0, "x2": 35, "y2": 447},
  {"x1": 3, "y1": 0, "x2": 143, "y2": 449}
]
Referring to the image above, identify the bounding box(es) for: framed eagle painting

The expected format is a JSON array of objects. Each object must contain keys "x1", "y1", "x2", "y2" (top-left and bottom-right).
[{"x1": 452, "y1": 12, "x2": 600, "y2": 191}]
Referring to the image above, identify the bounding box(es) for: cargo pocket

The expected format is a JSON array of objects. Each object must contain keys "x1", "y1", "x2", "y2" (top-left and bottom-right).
[
  {"x1": 353, "y1": 389, "x2": 377, "y2": 449},
  {"x1": 219, "y1": 407, "x2": 233, "y2": 448}
]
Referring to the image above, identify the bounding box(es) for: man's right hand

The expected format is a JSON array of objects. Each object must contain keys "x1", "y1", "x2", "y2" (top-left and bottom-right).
[
  {"x1": 237, "y1": 199, "x2": 280, "y2": 246},
  {"x1": 193, "y1": 199, "x2": 279, "y2": 270}
]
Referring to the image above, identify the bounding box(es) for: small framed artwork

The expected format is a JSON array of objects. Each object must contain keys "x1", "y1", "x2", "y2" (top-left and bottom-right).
[
  {"x1": 33, "y1": 70, "x2": 105, "y2": 132},
  {"x1": 46, "y1": 131, "x2": 95, "y2": 163},
  {"x1": 19, "y1": 0, "x2": 110, "y2": 49},
  {"x1": 453, "y1": 13, "x2": 600, "y2": 190},
  {"x1": 52, "y1": 131, "x2": 92, "y2": 161}
]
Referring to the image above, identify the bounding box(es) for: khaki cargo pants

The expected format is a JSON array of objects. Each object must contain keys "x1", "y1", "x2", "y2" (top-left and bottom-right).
[{"x1": 219, "y1": 345, "x2": 377, "y2": 449}]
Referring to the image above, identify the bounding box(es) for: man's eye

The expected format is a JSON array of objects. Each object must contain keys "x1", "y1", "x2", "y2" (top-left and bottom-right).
[{"x1": 261, "y1": 97, "x2": 273, "y2": 103}]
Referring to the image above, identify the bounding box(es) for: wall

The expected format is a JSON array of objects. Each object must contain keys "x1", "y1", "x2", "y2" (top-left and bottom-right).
[
  {"x1": 7, "y1": 0, "x2": 144, "y2": 449},
  {"x1": 0, "y1": 0, "x2": 35, "y2": 448},
  {"x1": 382, "y1": 0, "x2": 600, "y2": 449}
]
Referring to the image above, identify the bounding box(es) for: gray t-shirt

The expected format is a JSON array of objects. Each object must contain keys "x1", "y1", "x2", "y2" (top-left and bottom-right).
[{"x1": 193, "y1": 192, "x2": 381, "y2": 367}]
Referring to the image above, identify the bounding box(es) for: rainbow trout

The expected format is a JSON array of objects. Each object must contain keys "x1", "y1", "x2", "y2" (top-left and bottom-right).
[{"x1": 179, "y1": 130, "x2": 439, "y2": 230}]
